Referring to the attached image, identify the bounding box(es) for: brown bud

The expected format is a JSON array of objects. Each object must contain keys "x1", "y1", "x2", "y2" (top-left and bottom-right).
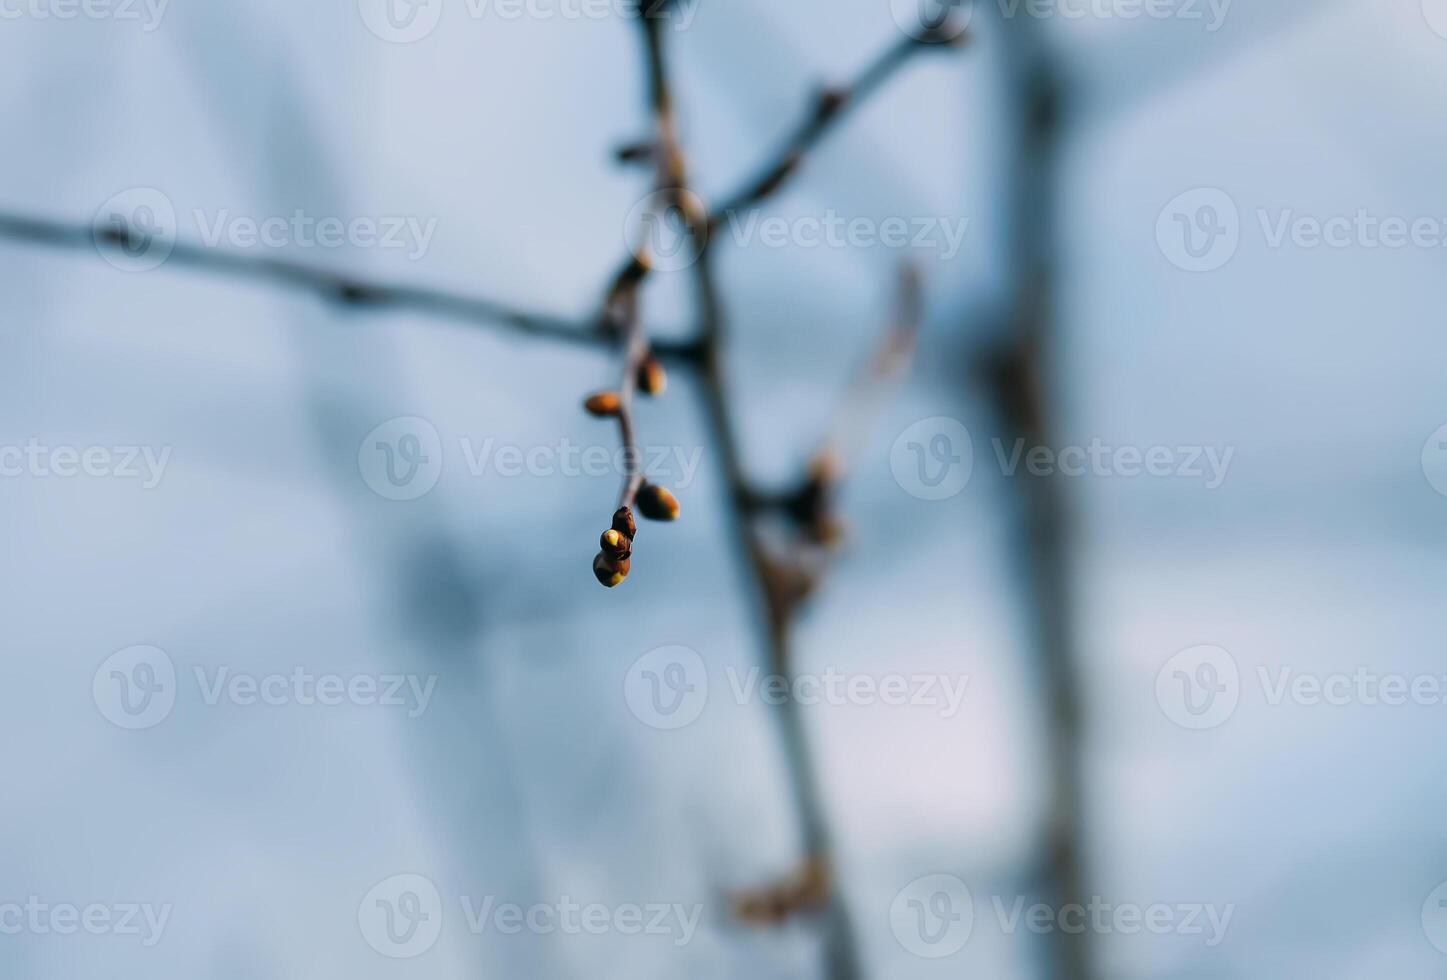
[
  {"x1": 810, "y1": 514, "x2": 847, "y2": 549},
  {"x1": 612, "y1": 506, "x2": 637, "y2": 539},
  {"x1": 600, "y1": 527, "x2": 632, "y2": 561},
  {"x1": 637, "y1": 356, "x2": 667, "y2": 396},
  {"x1": 637, "y1": 483, "x2": 681, "y2": 522},
  {"x1": 593, "y1": 551, "x2": 630, "y2": 588},
  {"x1": 815, "y1": 87, "x2": 850, "y2": 122},
  {"x1": 584, "y1": 391, "x2": 622, "y2": 417}
]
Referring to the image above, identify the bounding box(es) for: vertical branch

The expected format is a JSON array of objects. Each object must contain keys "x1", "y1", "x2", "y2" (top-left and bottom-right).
[
  {"x1": 985, "y1": 11, "x2": 1095, "y2": 980},
  {"x1": 630, "y1": 11, "x2": 933, "y2": 980}
]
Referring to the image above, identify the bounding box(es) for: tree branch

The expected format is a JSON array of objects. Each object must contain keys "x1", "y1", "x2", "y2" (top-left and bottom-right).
[{"x1": 0, "y1": 209, "x2": 622, "y2": 349}]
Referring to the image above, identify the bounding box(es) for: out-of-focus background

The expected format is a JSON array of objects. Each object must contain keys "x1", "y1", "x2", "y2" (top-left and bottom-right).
[{"x1": 2, "y1": 0, "x2": 1445, "y2": 977}]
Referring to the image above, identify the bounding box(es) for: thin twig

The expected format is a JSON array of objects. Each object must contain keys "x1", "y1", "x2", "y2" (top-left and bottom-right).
[
  {"x1": 0, "y1": 210, "x2": 620, "y2": 348},
  {"x1": 814, "y1": 264, "x2": 924, "y2": 480},
  {"x1": 709, "y1": 34, "x2": 962, "y2": 225},
  {"x1": 602, "y1": 28, "x2": 957, "y2": 302}
]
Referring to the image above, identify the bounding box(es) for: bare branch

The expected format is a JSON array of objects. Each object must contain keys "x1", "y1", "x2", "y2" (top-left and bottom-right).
[
  {"x1": 0, "y1": 210, "x2": 612, "y2": 348},
  {"x1": 813, "y1": 263, "x2": 924, "y2": 481}
]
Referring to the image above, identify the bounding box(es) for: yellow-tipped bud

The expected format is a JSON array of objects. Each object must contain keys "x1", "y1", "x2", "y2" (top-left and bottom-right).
[
  {"x1": 637, "y1": 483, "x2": 681, "y2": 521},
  {"x1": 637, "y1": 357, "x2": 668, "y2": 396},
  {"x1": 593, "y1": 551, "x2": 630, "y2": 588},
  {"x1": 584, "y1": 391, "x2": 622, "y2": 417},
  {"x1": 601, "y1": 527, "x2": 632, "y2": 560}
]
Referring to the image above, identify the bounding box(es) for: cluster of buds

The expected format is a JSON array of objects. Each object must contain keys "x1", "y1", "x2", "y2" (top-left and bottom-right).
[
  {"x1": 594, "y1": 507, "x2": 636, "y2": 588},
  {"x1": 582, "y1": 353, "x2": 667, "y2": 421},
  {"x1": 585, "y1": 350, "x2": 680, "y2": 588}
]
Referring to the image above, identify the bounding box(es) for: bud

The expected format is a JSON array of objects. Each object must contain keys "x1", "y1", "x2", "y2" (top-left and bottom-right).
[
  {"x1": 601, "y1": 528, "x2": 632, "y2": 560},
  {"x1": 585, "y1": 391, "x2": 622, "y2": 417},
  {"x1": 637, "y1": 483, "x2": 681, "y2": 521},
  {"x1": 637, "y1": 356, "x2": 667, "y2": 396},
  {"x1": 612, "y1": 506, "x2": 637, "y2": 539},
  {"x1": 810, "y1": 514, "x2": 847, "y2": 549},
  {"x1": 814, "y1": 87, "x2": 850, "y2": 122},
  {"x1": 593, "y1": 552, "x2": 630, "y2": 588}
]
